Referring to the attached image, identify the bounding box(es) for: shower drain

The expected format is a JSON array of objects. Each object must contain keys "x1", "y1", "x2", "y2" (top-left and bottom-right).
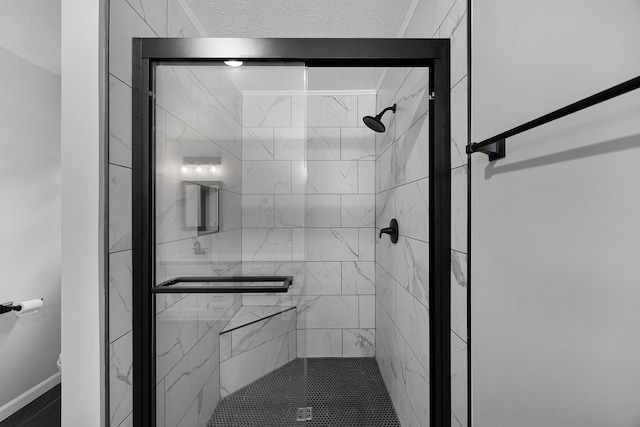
[{"x1": 296, "y1": 407, "x2": 312, "y2": 421}]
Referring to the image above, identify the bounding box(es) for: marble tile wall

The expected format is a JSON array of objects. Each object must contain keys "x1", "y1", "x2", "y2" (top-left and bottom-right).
[
  {"x1": 108, "y1": 1, "x2": 245, "y2": 425},
  {"x1": 240, "y1": 92, "x2": 378, "y2": 359}
]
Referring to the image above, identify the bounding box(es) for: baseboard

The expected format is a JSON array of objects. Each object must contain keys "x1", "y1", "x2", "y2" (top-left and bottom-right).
[{"x1": 0, "y1": 372, "x2": 61, "y2": 422}]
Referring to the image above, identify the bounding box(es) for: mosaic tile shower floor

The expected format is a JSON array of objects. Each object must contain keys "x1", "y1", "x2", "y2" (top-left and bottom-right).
[{"x1": 208, "y1": 358, "x2": 401, "y2": 427}]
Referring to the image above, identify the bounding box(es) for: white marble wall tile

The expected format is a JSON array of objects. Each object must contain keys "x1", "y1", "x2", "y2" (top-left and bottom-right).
[
  {"x1": 164, "y1": 327, "x2": 218, "y2": 427},
  {"x1": 243, "y1": 95, "x2": 292, "y2": 127},
  {"x1": 274, "y1": 127, "x2": 305, "y2": 160},
  {"x1": 375, "y1": 106, "x2": 397, "y2": 157},
  {"x1": 297, "y1": 329, "x2": 343, "y2": 357},
  {"x1": 156, "y1": 378, "x2": 164, "y2": 427},
  {"x1": 220, "y1": 334, "x2": 289, "y2": 396},
  {"x1": 109, "y1": 165, "x2": 132, "y2": 252},
  {"x1": 274, "y1": 195, "x2": 305, "y2": 228},
  {"x1": 275, "y1": 262, "x2": 305, "y2": 288},
  {"x1": 167, "y1": 0, "x2": 201, "y2": 37},
  {"x1": 451, "y1": 250, "x2": 468, "y2": 341},
  {"x1": 109, "y1": 0, "x2": 157, "y2": 86},
  {"x1": 242, "y1": 195, "x2": 274, "y2": 228},
  {"x1": 395, "y1": 284, "x2": 429, "y2": 372},
  {"x1": 306, "y1": 228, "x2": 358, "y2": 261},
  {"x1": 241, "y1": 295, "x2": 292, "y2": 307},
  {"x1": 375, "y1": 330, "x2": 397, "y2": 399},
  {"x1": 377, "y1": 68, "x2": 409, "y2": 117},
  {"x1": 109, "y1": 76, "x2": 132, "y2": 168},
  {"x1": 220, "y1": 190, "x2": 242, "y2": 231},
  {"x1": 342, "y1": 261, "x2": 375, "y2": 295},
  {"x1": 299, "y1": 296, "x2": 359, "y2": 329},
  {"x1": 197, "y1": 84, "x2": 236, "y2": 154},
  {"x1": 288, "y1": 330, "x2": 297, "y2": 362},
  {"x1": 451, "y1": 78, "x2": 468, "y2": 169},
  {"x1": 404, "y1": 113, "x2": 430, "y2": 183},
  {"x1": 306, "y1": 195, "x2": 341, "y2": 227},
  {"x1": 376, "y1": 188, "x2": 396, "y2": 230},
  {"x1": 220, "y1": 333, "x2": 231, "y2": 362},
  {"x1": 109, "y1": 251, "x2": 133, "y2": 343},
  {"x1": 157, "y1": 66, "x2": 198, "y2": 130},
  {"x1": 405, "y1": 345, "x2": 430, "y2": 426},
  {"x1": 378, "y1": 306, "x2": 406, "y2": 398},
  {"x1": 378, "y1": 147, "x2": 394, "y2": 192},
  {"x1": 156, "y1": 295, "x2": 198, "y2": 380},
  {"x1": 359, "y1": 295, "x2": 375, "y2": 328},
  {"x1": 452, "y1": 412, "x2": 464, "y2": 427},
  {"x1": 393, "y1": 136, "x2": 407, "y2": 190},
  {"x1": 197, "y1": 295, "x2": 234, "y2": 339},
  {"x1": 376, "y1": 265, "x2": 396, "y2": 320},
  {"x1": 190, "y1": 66, "x2": 220, "y2": 102},
  {"x1": 230, "y1": 310, "x2": 295, "y2": 355},
  {"x1": 397, "y1": 178, "x2": 429, "y2": 242},
  {"x1": 220, "y1": 69, "x2": 242, "y2": 124},
  {"x1": 357, "y1": 95, "x2": 377, "y2": 128},
  {"x1": 218, "y1": 229, "x2": 241, "y2": 266},
  {"x1": 175, "y1": 398, "x2": 198, "y2": 427},
  {"x1": 358, "y1": 161, "x2": 376, "y2": 194},
  {"x1": 395, "y1": 384, "x2": 421, "y2": 427},
  {"x1": 307, "y1": 161, "x2": 358, "y2": 194},
  {"x1": 404, "y1": 0, "x2": 455, "y2": 38},
  {"x1": 306, "y1": 262, "x2": 342, "y2": 295},
  {"x1": 198, "y1": 367, "x2": 220, "y2": 427},
  {"x1": 292, "y1": 228, "x2": 305, "y2": 261},
  {"x1": 341, "y1": 127, "x2": 375, "y2": 160},
  {"x1": 399, "y1": 237, "x2": 430, "y2": 308},
  {"x1": 242, "y1": 127, "x2": 274, "y2": 160},
  {"x1": 162, "y1": 236, "x2": 219, "y2": 279},
  {"x1": 307, "y1": 95, "x2": 357, "y2": 127},
  {"x1": 451, "y1": 166, "x2": 468, "y2": 253},
  {"x1": 451, "y1": 332, "x2": 468, "y2": 427},
  {"x1": 439, "y1": 0, "x2": 468, "y2": 87},
  {"x1": 214, "y1": 152, "x2": 239, "y2": 198},
  {"x1": 242, "y1": 161, "x2": 292, "y2": 194},
  {"x1": 241, "y1": 261, "x2": 275, "y2": 276},
  {"x1": 291, "y1": 160, "x2": 306, "y2": 194},
  {"x1": 376, "y1": 231, "x2": 402, "y2": 288},
  {"x1": 154, "y1": 175, "x2": 203, "y2": 243},
  {"x1": 343, "y1": 329, "x2": 375, "y2": 357},
  {"x1": 358, "y1": 228, "x2": 376, "y2": 261},
  {"x1": 395, "y1": 68, "x2": 429, "y2": 138},
  {"x1": 291, "y1": 95, "x2": 306, "y2": 127},
  {"x1": 242, "y1": 229, "x2": 292, "y2": 262},
  {"x1": 110, "y1": 331, "x2": 133, "y2": 427},
  {"x1": 307, "y1": 127, "x2": 341, "y2": 160},
  {"x1": 341, "y1": 195, "x2": 375, "y2": 227}
]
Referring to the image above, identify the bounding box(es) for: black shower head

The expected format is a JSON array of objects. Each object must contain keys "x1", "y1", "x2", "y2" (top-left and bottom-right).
[{"x1": 362, "y1": 104, "x2": 396, "y2": 133}]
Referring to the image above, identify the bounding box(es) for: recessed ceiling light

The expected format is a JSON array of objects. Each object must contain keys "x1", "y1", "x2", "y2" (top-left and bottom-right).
[{"x1": 224, "y1": 60, "x2": 243, "y2": 68}]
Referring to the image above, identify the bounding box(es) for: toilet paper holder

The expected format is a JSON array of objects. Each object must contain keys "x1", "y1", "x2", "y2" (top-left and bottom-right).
[{"x1": 0, "y1": 299, "x2": 44, "y2": 315}]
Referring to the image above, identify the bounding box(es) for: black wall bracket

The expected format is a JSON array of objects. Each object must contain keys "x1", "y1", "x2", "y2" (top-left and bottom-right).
[{"x1": 466, "y1": 138, "x2": 506, "y2": 161}]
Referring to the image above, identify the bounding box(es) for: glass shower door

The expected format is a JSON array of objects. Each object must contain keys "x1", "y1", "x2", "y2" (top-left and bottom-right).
[{"x1": 152, "y1": 62, "x2": 309, "y2": 427}]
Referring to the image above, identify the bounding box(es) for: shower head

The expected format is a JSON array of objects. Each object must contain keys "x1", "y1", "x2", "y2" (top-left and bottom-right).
[{"x1": 362, "y1": 104, "x2": 396, "y2": 133}]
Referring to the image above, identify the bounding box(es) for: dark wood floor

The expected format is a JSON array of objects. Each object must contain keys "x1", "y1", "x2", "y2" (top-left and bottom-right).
[{"x1": 0, "y1": 385, "x2": 60, "y2": 427}]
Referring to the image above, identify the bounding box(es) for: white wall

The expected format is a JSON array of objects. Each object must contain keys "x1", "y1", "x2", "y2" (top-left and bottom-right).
[
  {"x1": 0, "y1": 45, "x2": 61, "y2": 416},
  {"x1": 471, "y1": 0, "x2": 640, "y2": 426},
  {"x1": 61, "y1": 0, "x2": 105, "y2": 425}
]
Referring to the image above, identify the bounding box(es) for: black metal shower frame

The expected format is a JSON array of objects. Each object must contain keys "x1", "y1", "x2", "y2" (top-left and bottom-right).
[{"x1": 132, "y1": 37, "x2": 451, "y2": 427}]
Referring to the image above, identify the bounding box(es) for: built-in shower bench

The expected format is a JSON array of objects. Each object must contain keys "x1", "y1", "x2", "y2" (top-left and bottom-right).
[{"x1": 219, "y1": 305, "x2": 297, "y2": 397}]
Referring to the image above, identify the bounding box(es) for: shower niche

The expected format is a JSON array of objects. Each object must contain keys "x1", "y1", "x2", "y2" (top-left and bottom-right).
[{"x1": 132, "y1": 38, "x2": 451, "y2": 427}]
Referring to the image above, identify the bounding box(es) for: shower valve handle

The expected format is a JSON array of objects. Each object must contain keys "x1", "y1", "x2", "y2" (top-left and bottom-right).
[{"x1": 379, "y1": 219, "x2": 399, "y2": 244}]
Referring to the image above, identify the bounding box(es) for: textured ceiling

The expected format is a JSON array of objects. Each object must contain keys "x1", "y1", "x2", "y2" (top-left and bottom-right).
[
  {"x1": 185, "y1": 0, "x2": 415, "y2": 38},
  {"x1": 184, "y1": 0, "x2": 416, "y2": 91}
]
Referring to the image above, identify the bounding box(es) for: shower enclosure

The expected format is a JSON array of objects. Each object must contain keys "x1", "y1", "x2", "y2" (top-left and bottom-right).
[{"x1": 132, "y1": 38, "x2": 451, "y2": 427}]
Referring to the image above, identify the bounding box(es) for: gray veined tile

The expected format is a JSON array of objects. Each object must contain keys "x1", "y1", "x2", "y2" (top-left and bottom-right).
[
  {"x1": 306, "y1": 228, "x2": 359, "y2": 261},
  {"x1": 299, "y1": 295, "x2": 359, "y2": 329},
  {"x1": 401, "y1": 237, "x2": 430, "y2": 308},
  {"x1": 307, "y1": 161, "x2": 358, "y2": 194},
  {"x1": 439, "y1": 0, "x2": 468, "y2": 87},
  {"x1": 451, "y1": 166, "x2": 468, "y2": 253},
  {"x1": 358, "y1": 161, "x2": 376, "y2": 194},
  {"x1": 241, "y1": 229, "x2": 292, "y2": 262},
  {"x1": 242, "y1": 161, "x2": 292, "y2": 194},
  {"x1": 274, "y1": 127, "x2": 305, "y2": 160},
  {"x1": 451, "y1": 250, "x2": 468, "y2": 341},
  {"x1": 125, "y1": 0, "x2": 167, "y2": 36},
  {"x1": 395, "y1": 284, "x2": 429, "y2": 373},
  {"x1": 196, "y1": 83, "x2": 236, "y2": 154},
  {"x1": 242, "y1": 195, "x2": 274, "y2": 228},
  {"x1": 307, "y1": 127, "x2": 341, "y2": 160},
  {"x1": 451, "y1": 77, "x2": 469, "y2": 169},
  {"x1": 274, "y1": 195, "x2": 305, "y2": 228},
  {"x1": 359, "y1": 295, "x2": 376, "y2": 328},
  {"x1": 341, "y1": 127, "x2": 376, "y2": 160},
  {"x1": 357, "y1": 95, "x2": 377, "y2": 128},
  {"x1": 230, "y1": 309, "x2": 295, "y2": 355},
  {"x1": 376, "y1": 188, "x2": 396, "y2": 231},
  {"x1": 109, "y1": 164, "x2": 132, "y2": 252},
  {"x1": 405, "y1": 344, "x2": 430, "y2": 426},
  {"x1": 404, "y1": 112, "x2": 430, "y2": 183},
  {"x1": 451, "y1": 332, "x2": 468, "y2": 427},
  {"x1": 198, "y1": 367, "x2": 220, "y2": 426},
  {"x1": 156, "y1": 66, "x2": 198, "y2": 130},
  {"x1": 220, "y1": 190, "x2": 241, "y2": 232},
  {"x1": 156, "y1": 295, "x2": 198, "y2": 380},
  {"x1": 307, "y1": 95, "x2": 358, "y2": 127},
  {"x1": 396, "y1": 178, "x2": 429, "y2": 242},
  {"x1": 297, "y1": 329, "x2": 343, "y2": 357},
  {"x1": 358, "y1": 228, "x2": 376, "y2": 261},
  {"x1": 392, "y1": 136, "x2": 407, "y2": 187},
  {"x1": 242, "y1": 127, "x2": 274, "y2": 160},
  {"x1": 167, "y1": 0, "x2": 201, "y2": 37},
  {"x1": 395, "y1": 67, "x2": 429, "y2": 139},
  {"x1": 306, "y1": 262, "x2": 342, "y2": 295},
  {"x1": 306, "y1": 195, "x2": 341, "y2": 227},
  {"x1": 341, "y1": 195, "x2": 376, "y2": 227},
  {"x1": 242, "y1": 95, "x2": 292, "y2": 127},
  {"x1": 109, "y1": 251, "x2": 133, "y2": 343},
  {"x1": 342, "y1": 261, "x2": 375, "y2": 295},
  {"x1": 110, "y1": 332, "x2": 133, "y2": 427},
  {"x1": 343, "y1": 328, "x2": 375, "y2": 357},
  {"x1": 220, "y1": 69, "x2": 243, "y2": 124},
  {"x1": 109, "y1": 75, "x2": 132, "y2": 168},
  {"x1": 376, "y1": 265, "x2": 396, "y2": 321}
]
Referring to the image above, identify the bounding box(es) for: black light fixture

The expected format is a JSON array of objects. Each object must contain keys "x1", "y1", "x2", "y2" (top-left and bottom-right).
[{"x1": 362, "y1": 103, "x2": 396, "y2": 133}]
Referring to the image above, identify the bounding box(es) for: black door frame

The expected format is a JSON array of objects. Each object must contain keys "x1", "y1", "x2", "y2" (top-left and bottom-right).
[{"x1": 132, "y1": 37, "x2": 451, "y2": 427}]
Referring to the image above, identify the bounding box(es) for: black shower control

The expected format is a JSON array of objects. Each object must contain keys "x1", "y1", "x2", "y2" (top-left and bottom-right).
[{"x1": 379, "y1": 218, "x2": 399, "y2": 244}]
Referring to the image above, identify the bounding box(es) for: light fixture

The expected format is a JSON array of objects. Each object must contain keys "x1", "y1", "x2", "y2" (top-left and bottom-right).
[
  {"x1": 181, "y1": 165, "x2": 188, "y2": 173},
  {"x1": 180, "y1": 156, "x2": 221, "y2": 179},
  {"x1": 210, "y1": 165, "x2": 217, "y2": 174},
  {"x1": 224, "y1": 60, "x2": 243, "y2": 68},
  {"x1": 195, "y1": 165, "x2": 203, "y2": 173}
]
